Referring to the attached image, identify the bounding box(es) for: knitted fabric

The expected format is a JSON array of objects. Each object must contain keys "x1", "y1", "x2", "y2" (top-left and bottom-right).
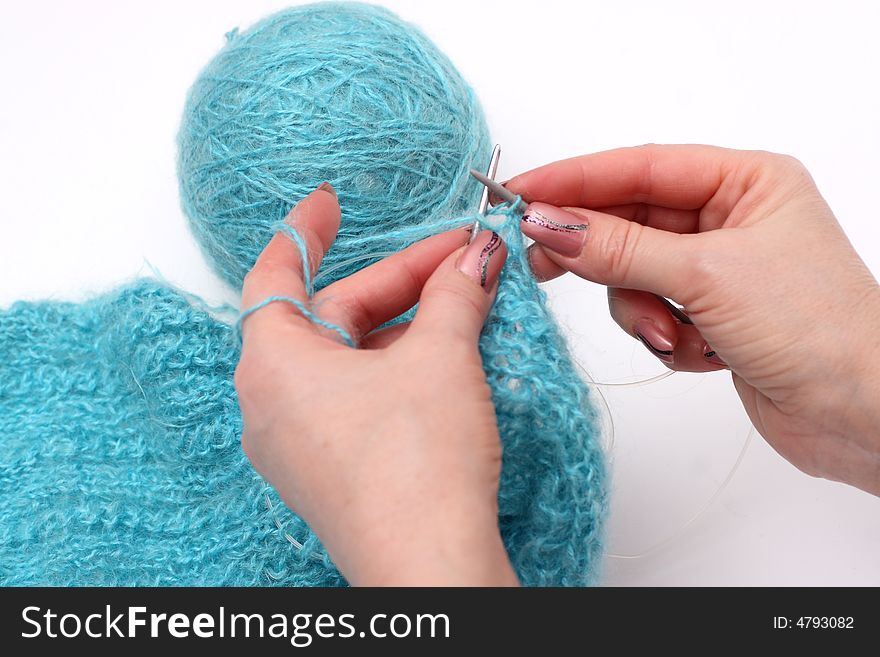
[
  {"x1": 0, "y1": 2, "x2": 608, "y2": 586},
  {"x1": 0, "y1": 205, "x2": 606, "y2": 586},
  {"x1": 0, "y1": 281, "x2": 342, "y2": 586}
]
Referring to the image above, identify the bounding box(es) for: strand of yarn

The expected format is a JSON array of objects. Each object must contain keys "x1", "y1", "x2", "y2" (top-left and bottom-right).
[
  {"x1": 237, "y1": 198, "x2": 524, "y2": 344},
  {"x1": 276, "y1": 222, "x2": 315, "y2": 295},
  {"x1": 237, "y1": 296, "x2": 356, "y2": 348},
  {"x1": 236, "y1": 223, "x2": 356, "y2": 347}
]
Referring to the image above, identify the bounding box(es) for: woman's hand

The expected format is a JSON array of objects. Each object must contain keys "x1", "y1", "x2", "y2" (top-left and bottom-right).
[
  {"x1": 234, "y1": 184, "x2": 518, "y2": 586},
  {"x1": 507, "y1": 145, "x2": 880, "y2": 495}
]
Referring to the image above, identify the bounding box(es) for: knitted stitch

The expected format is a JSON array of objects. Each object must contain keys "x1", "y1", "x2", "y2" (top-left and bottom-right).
[{"x1": 0, "y1": 2, "x2": 608, "y2": 585}]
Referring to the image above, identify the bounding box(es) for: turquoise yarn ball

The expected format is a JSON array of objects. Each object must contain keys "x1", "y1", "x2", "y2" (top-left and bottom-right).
[{"x1": 178, "y1": 1, "x2": 490, "y2": 289}]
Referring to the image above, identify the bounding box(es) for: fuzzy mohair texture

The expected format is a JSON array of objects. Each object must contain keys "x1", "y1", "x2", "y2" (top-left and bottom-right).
[{"x1": 0, "y1": 2, "x2": 607, "y2": 586}]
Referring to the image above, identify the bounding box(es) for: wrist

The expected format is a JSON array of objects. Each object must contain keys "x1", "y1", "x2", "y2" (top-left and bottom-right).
[
  {"x1": 850, "y1": 335, "x2": 880, "y2": 495},
  {"x1": 353, "y1": 529, "x2": 518, "y2": 586},
  {"x1": 825, "y1": 290, "x2": 880, "y2": 495},
  {"x1": 327, "y1": 498, "x2": 518, "y2": 586}
]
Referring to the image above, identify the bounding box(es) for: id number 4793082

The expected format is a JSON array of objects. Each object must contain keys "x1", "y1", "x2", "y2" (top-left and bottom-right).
[{"x1": 773, "y1": 617, "x2": 854, "y2": 630}]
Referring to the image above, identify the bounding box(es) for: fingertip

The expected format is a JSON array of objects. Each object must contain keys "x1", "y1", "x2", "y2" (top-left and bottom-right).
[
  {"x1": 633, "y1": 316, "x2": 677, "y2": 365},
  {"x1": 285, "y1": 184, "x2": 342, "y2": 243},
  {"x1": 607, "y1": 288, "x2": 678, "y2": 335},
  {"x1": 606, "y1": 288, "x2": 681, "y2": 365},
  {"x1": 526, "y1": 243, "x2": 566, "y2": 282},
  {"x1": 669, "y1": 324, "x2": 729, "y2": 372},
  {"x1": 503, "y1": 167, "x2": 566, "y2": 206},
  {"x1": 242, "y1": 183, "x2": 344, "y2": 317},
  {"x1": 317, "y1": 181, "x2": 337, "y2": 198},
  {"x1": 408, "y1": 233, "x2": 506, "y2": 346},
  {"x1": 455, "y1": 230, "x2": 507, "y2": 293}
]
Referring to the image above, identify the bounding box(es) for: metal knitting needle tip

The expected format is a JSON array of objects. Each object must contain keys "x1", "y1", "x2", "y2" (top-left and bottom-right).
[
  {"x1": 655, "y1": 295, "x2": 694, "y2": 325},
  {"x1": 469, "y1": 169, "x2": 527, "y2": 213},
  {"x1": 478, "y1": 145, "x2": 501, "y2": 215},
  {"x1": 470, "y1": 145, "x2": 502, "y2": 243}
]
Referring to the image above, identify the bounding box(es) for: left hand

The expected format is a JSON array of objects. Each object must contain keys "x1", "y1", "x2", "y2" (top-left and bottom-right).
[{"x1": 235, "y1": 184, "x2": 518, "y2": 586}]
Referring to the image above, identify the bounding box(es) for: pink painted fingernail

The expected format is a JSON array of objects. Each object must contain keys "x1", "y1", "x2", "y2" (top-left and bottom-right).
[
  {"x1": 633, "y1": 318, "x2": 675, "y2": 364},
  {"x1": 520, "y1": 202, "x2": 589, "y2": 257},
  {"x1": 317, "y1": 181, "x2": 337, "y2": 197},
  {"x1": 703, "y1": 343, "x2": 727, "y2": 367},
  {"x1": 456, "y1": 230, "x2": 506, "y2": 291}
]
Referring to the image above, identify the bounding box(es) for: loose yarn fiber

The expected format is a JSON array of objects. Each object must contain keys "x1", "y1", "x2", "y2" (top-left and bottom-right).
[{"x1": 0, "y1": 2, "x2": 607, "y2": 586}]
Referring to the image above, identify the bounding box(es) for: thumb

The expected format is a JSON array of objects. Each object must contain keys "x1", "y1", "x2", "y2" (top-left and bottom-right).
[
  {"x1": 408, "y1": 230, "x2": 508, "y2": 345},
  {"x1": 520, "y1": 202, "x2": 699, "y2": 300}
]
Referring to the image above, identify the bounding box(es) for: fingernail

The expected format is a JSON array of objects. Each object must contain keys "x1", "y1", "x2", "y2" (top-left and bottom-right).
[
  {"x1": 525, "y1": 243, "x2": 542, "y2": 282},
  {"x1": 703, "y1": 343, "x2": 727, "y2": 367},
  {"x1": 520, "y1": 202, "x2": 588, "y2": 257},
  {"x1": 633, "y1": 318, "x2": 675, "y2": 364},
  {"x1": 317, "y1": 181, "x2": 337, "y2": 198},
  {"x1": 456, "y1": 230, "x2": 505, "y2": 291}
]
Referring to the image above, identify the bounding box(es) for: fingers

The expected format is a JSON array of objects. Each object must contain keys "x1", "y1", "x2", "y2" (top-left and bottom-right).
[
  {"x1": 526, "y1": 243, "x2": 566, "y2": 283},
  {"x1": 239, "y1": 184, "x2": 341, "y2": 339},
  {"x1": 520, "y1": 202, "x2": 701, "y2": 300},
  {"x1": 408, "y1": 231, "x2": 508, "y2": 346},
  {"x1": 594, "y1": 203, "x2": 701, "y2": 235},
  {"x1": 313, "y1": 228, "x2": 470, "y2": 342},
  {"x1": 524, "y1": 203, "x2": 699, "y2": 283},
  {"x1": 608, "y1": 288, "x2": 727, "y2": 372},
  {"x1": 504, "y1": 144, "x2": 745, "y2": 217}
]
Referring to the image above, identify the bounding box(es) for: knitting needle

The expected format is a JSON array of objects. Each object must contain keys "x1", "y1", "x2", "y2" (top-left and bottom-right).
[
  {"x1": 469, "y1": 144, "x2": 502, "y2": 243},
  {"x1": 469, "y1": 169, "x2": 528, "y2": 213},
  {"x1": 656, "y1": 296, "x2": 694, "y2": 325},
  {"x1": 470, "y1": 168, "x2": 695, "y2": 325}
]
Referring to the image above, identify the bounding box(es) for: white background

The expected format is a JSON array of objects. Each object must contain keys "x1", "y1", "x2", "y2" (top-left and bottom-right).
[{"x1": 2, "y1": 0, "x2": 878, "y2": 585}]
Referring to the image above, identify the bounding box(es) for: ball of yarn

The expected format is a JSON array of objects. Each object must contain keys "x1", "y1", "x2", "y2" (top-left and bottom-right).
[{"x1": 178, "y1": 1, "x2": 490, "y2": 289}]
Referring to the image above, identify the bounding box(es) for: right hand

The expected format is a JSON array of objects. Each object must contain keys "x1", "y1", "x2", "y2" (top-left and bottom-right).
[{"x1": 505, "y1": 144, "x2": 880, "y2": 496}]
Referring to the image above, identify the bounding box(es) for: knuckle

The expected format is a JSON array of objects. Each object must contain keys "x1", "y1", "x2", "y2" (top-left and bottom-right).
[
  {"x1": 684, "y1": 232, "x2": 741, "y2": 299},
  {"x1": 429, "y1": 279, "x2": 486, "y2": 318},
  {"x1": 597, "y1": 219, "x2": 642, "y2": 285},
  {"x1": 240, "y1": 430, "x2": 263, "y2": 471},
  {"x1": 233, "y1": 350, "x2": 275, "y2": 399},
  {"x1": 251, "y1": 259, "x2": 288, "y2": 283},
  {"x1": 688, "y1": 254, "x2": 720, "y2": 289},
  {"x1": 750, "y1": 150, "x2": 810, "y2": 180},
  {"x1": 242, "y1": 263, "x2": 280, "y2": 295},
  {"x1": 232, "y1": 359, "x2": 251, "y2": 394},
  {"x1": 633, "y1": 144, "x2": 661, "y2": 201},
  {"x1": 425, "y1": 276, "x2": 486, "y2": 315},
  {"x1": 687, "y1": 238, "x2": 724, "y2": 281},
  {"x1": 291, "y1": 223, "x2": 323, "y2": 271},
  {"x1": 320, "y1": 293, "x2": 370, "y2": 342},
  {"x1": 241, "y1": 266, "x2": 260, "y2": 290},
  {"x1": 240, "y1": 429, "x2": 254, "y2": 459},
  {"x1": 772, "y1": 152, "x2": 808, "y2": 175}
]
